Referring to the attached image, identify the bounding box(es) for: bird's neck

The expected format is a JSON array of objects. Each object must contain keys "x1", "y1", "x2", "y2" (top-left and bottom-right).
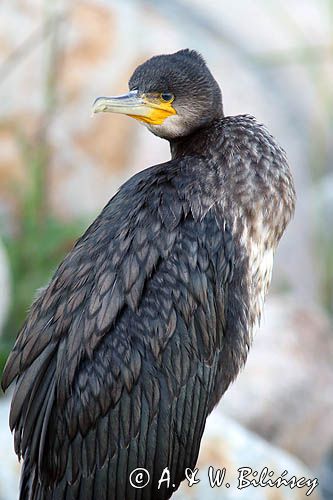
[{"x1": 169, "y1": 120, "x2": 220, "y2": 159}]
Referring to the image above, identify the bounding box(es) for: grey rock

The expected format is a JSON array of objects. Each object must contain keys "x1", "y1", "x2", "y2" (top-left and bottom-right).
[
  {"x1": 222, "y1": 295, "x2": 333, "y2": 469},
  {"x1": 0, "y1": 397, "x2": 20, "y2": 500},
  {"x1": 176, "y1": 412, "x2": 321, "y2": 500}
]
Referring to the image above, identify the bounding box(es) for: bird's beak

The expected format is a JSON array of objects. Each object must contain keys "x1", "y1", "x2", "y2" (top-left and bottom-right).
[{"x1": 92, "y1": 90, "x2": 176, "y2": 125}]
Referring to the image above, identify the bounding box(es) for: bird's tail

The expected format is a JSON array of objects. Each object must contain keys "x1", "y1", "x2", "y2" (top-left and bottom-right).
[
  {"x1": 19, "y1": 459, "x2": 31, "y2": 500},
  {"x1": 20, "y1": 458, "x2": 49, "y2": 500}
]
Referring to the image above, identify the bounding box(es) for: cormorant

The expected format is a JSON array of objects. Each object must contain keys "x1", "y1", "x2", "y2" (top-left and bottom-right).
[{"x1": 2, "y1": 49, "x2": 295, "y2": 500}]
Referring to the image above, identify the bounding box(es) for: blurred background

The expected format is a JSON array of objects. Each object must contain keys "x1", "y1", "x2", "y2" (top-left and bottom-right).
[{"x1": 0, "y1": 0, "x2": 332, "y2": 499}]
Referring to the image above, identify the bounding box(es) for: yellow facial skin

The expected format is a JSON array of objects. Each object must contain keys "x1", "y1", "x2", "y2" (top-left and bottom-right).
[
  {"x1": 93, "y1": 91, "x2": 176, "y2": 125},
  {"x1": 129, "y1": 94, "x2": 176, "y2": 125}
]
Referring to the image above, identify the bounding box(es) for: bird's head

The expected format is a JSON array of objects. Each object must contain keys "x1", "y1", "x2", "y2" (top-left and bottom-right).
[{"x1": 93, "y1": 49, "x2": 223, "y2": 140}]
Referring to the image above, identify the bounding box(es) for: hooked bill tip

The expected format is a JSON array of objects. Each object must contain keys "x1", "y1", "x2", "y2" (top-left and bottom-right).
[{"x1": 92, "y1": 97, "x2": 107, "y2": 114}]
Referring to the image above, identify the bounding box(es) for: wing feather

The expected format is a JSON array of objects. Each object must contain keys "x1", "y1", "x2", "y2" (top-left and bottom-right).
[{"x1": 2, "y1": 159, "x2": 235, "y2": 500}]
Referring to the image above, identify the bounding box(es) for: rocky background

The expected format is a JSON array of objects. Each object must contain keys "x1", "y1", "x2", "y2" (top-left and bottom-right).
[{"x1": 0, "y1": 0, "x2": 332, "y2": 499}]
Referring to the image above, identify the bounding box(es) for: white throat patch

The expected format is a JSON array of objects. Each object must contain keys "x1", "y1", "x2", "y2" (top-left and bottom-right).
[{"x1": 146, "y1": 114, "x2": 189, "y2": 139}]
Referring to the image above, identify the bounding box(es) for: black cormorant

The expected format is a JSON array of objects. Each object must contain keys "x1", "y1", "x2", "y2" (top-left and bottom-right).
[{"x1": 2, "y1": 49, "x2": 295, "y2": 500}]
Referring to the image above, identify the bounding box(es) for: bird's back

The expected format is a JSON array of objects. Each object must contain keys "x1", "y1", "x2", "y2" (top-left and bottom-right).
[
  {"x1": 2, "y1": 115, "x2": 295, "y2": 500},
  {"x1": 2, "y1": 156, "x2": 238, "y2": 499}
]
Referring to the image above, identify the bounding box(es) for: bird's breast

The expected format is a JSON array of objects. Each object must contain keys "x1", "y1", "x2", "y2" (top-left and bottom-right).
[{"x1": 235, "y1": 211, "x2": 277, "y2": 333}]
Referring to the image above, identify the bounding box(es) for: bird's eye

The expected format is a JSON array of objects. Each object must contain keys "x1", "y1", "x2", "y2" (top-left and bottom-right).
[{"x1": 160, "y1": 93, "x2": 174, "y2": 103}]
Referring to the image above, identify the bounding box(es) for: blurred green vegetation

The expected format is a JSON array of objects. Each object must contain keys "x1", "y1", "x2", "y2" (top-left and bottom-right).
[
  {"x1": 0, "y1": 3, "x2": 85, "y2": 378},
  {"x1": 0, "y1": 134, "x2": 84, "y2": 377}
]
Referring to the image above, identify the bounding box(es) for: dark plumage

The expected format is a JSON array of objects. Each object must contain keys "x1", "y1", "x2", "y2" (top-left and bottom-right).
[{"x1": 2, "y1": 49, "x2": 295, "y2": 500}]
